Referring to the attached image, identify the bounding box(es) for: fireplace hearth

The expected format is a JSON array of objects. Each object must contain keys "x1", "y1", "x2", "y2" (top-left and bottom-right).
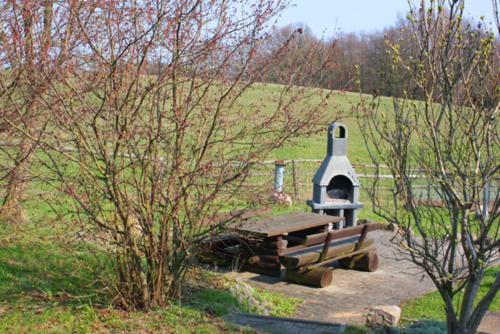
[{"x1": 307, "y1": 123, "x2": 363, "y2": 228}]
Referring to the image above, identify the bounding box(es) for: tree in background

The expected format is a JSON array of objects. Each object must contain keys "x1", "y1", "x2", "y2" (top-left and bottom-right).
[
  {"x1": 0, "y1": 1, "x2": 77, "y2": 222},
  {"x1": 358, "y1": 1, "x2": 499, "y2": 333},
  {"x1": 258, "y1": 10, "x2": 498, "y2": 99},
  {"x1": 15, "y1": 0, "x2": 337, "y2": 309},
  {"x1": 256, "y1": 24, "x2": 347, "y2": 89}
]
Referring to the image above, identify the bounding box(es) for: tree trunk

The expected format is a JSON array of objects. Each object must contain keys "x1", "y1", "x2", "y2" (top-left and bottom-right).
[{"x1": 1, "y1": 138, "x2": 34, "y2": 223}]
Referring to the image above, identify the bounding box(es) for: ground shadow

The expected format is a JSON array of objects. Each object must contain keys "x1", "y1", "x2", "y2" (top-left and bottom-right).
[
  {"x1": 0, "y1": 242, "x2": 107, "y2": 306},
  {"x1": 247, "y1": 272, "x2": 284, "y2": 285}
]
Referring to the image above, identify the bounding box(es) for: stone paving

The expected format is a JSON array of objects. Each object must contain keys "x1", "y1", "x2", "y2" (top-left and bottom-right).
[
  {"x1": 225, "y1": 313, "x2": 345, "y2": 334},
  {"x1": 230, "y1": 230, "x2": 437, "y2": 325},
  {"x1": 478, "y1": 312, "x2": 500, "y2": 334}
]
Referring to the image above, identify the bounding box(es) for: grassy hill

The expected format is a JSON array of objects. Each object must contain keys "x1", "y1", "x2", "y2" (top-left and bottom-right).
[{"x1": 242, "y1": 84, "x2": 392, "y2": 163}]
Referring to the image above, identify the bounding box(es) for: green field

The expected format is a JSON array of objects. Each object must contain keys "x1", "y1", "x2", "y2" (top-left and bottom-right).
[
  {"x1": 0, "y1": 83, "x2": 496, "y2": 333},
  {"x1": 246, "y1": 85, "x2": 391, "y2": 163}
]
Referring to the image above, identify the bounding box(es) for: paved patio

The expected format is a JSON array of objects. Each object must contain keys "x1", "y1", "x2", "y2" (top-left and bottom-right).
[{"x1": 230, "y1": 230, "x2": 436, "y2": 325}]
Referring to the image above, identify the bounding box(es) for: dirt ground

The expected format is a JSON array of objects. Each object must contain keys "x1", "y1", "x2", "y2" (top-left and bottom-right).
[{"x1": 230, "y1": 230, "x2": 436, "y2": 325}]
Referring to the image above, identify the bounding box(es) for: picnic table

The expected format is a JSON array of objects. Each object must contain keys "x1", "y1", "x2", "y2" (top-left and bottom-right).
[
  {"x1": 200, "y1": 211, "x2": 382, "y2": 286},
  {"x1": 229, "y1": 212, "x2": 343, "y2": 238}
]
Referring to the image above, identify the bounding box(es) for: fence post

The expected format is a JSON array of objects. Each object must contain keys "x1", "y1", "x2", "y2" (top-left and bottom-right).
[
  {"x1": 292, "y1": 160, "x2": 299, "y2": 201},
  {"x1": 274, "y1": 160, "x2": 286, "y2": 193}
]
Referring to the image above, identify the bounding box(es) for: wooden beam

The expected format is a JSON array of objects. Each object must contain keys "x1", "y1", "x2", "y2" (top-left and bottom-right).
[
  {"x1": 241, "y1": 261, "x2": 282, "y2": 277},
  {"x1": 319, "y1": 232, "x2": 334, "y2": 262},
  {"x1": 280, "y1": 239, "x2": 374, "y2": 269},
  {"x1": 285, "y1": 267, "x2": 333, "y2": 288},
  {"x1": 305, "y1": 247, "x2": 374, "y2": 270},
  {"x1": 302, "y1": 223, "x2": 383, "y2": 246}
]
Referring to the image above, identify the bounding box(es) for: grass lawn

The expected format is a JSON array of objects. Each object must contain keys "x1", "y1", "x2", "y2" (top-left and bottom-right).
[
  {"x1": 0, "y1": 232, "x2": 300, "y2": 334},
  {"x1": 401, "y1": 266, "x2": 500, "y2": 323}
]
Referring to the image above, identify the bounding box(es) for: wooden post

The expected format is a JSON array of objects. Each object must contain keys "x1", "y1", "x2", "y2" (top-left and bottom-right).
[
  {"x1": 354, "y1": 224, "x2": 369, "y2": 251},
  {"x1": 292, "y1": 160, "x2": 299, "y2": 201},
  {"x1": 319, "y1": 232, "x2": 334, "y2": 262}
]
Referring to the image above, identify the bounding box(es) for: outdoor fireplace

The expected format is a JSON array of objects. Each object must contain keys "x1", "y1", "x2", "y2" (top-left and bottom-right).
[{"x1": 307, "y1": 123, "x2": 362, "y2": 228}]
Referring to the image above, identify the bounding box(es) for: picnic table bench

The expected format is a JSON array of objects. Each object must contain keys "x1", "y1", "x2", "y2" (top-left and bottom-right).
[{"x1": 200, "y1": 212, "x2": 382, "y2": 287}]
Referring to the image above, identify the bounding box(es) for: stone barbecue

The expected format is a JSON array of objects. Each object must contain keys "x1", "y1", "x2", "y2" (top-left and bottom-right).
[{"x1": 307, "y1": 122, "x2": 363, "y2": 228}]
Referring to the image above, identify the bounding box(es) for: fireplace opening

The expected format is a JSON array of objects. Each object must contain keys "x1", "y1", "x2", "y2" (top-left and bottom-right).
[
  {"x1": 334, "y1": 125, "x2": 346, "y2": 138},
  {"x1": 326, "y1": 175, "x2": 353, "y2": 203}
]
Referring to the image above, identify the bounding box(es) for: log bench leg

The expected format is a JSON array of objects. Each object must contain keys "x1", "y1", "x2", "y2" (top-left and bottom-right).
[
  {"x1": 285, "y1": 267, "x2": 333, "y2": 288},
  {"x1": 339, "y1": 251, "x2": 379, "y2": 272}
]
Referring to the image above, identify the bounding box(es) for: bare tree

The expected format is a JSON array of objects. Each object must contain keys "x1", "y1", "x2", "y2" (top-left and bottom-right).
[
  {"x1": 0, "y1": 1, "x2": 77, "y2": 222},
  {"x1": 358, "y1": 1, "x2": 499, "y2": 333},
  {"x1": 16, "y1": 0, "x2": 337, "y2": 309},
  {"x1": 257, "y1": 24, "x2": 356, "y2": 91}
]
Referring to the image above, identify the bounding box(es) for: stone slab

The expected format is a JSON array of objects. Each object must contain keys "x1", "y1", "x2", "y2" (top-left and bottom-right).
[{"x1": 224, "y1": 312, "x2": 345, "y2": 334}]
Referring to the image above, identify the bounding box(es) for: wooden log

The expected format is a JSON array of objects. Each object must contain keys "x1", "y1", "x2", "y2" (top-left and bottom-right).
[
  {"x1": 250, "y1": 239, "x2": 288, "y2": 249},
  {"x1": 285, "y1": 268, "x2": 333, "y2": 288},
  {"x1": 319, "y1": 232, "x2": 334, "y2": 262},
  {"x1": 246, "y1": 254, "x2": 280, "y2": 265},
  {"x1": 241, "y1": 261, "x2": 282, "y2": 277},
  {"x1": 339, "y1": 251, "x2": 379, "y2": 272},
  {"x1": 302, "y1": 223, "x2": 383, "y2": 247},
  {"x1": 280, "y1": 239, "x2": 374, "y2": 269},
  {"x1": 241, "y1": 242, "x2": 312, "y2": 256},
  {"x1": 247, "y1": 255, "x2": 260, "y2": 264},
  {"x1": 238, "y1": 241, "x2": 315, "y2": 258},
  {"x1": 278, "y1": 243, "x2": 309, "y2": 255},
  {"x1": 254, "y1": 255, "x2": 280, "y2": 263},
  {"x1": 196, "y1": 251, "x2": 233, "y2": 266},
  {"x1": 306, "y1": 247, "x2": 374, "y2": 270}
]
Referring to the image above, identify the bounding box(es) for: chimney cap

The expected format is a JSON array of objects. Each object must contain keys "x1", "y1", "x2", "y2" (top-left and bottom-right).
[{"x1": 328, "y1": 122, "x2": 348, "y2": 139}]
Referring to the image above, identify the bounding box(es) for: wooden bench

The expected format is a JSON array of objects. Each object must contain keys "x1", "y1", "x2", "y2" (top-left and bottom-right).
[{"x1": 280, "y1": 223, "x2": 383, "y2": 287}]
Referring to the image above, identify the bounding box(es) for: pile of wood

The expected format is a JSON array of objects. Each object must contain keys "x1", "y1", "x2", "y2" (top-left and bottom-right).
[
  {"x1": 238, "y1": 235, "x2": 287, "y2": 277},
  {"x1": 198, "y1": 233, "x2": 285, "y2": 276}
]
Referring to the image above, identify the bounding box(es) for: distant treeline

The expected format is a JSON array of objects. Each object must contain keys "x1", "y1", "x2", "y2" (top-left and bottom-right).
[{"x1": 255, "y1": 15, "x2": 499, "y2": 101}]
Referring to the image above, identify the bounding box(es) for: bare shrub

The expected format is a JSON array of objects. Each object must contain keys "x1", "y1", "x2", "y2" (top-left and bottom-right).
[
  {"x1": 358, "y1": 1, "x2": 499, "y2": 333},
  {"x1": 25, "y1": 0, "x2": 338, "y2": 309}
]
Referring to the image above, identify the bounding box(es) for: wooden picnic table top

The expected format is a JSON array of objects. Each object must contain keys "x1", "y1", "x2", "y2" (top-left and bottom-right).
[{"x1": 228, "y1": 212, "x2": 343, "y2": 238}]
